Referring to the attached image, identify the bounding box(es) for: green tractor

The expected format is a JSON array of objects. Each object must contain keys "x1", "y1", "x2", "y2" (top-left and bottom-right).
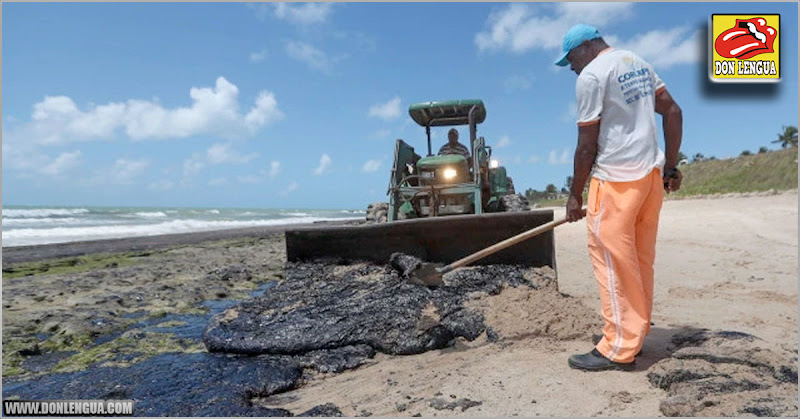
[
  {"x1": 286, "y1": 99, "x2": 557, "y2": 271},
  {"x1": 368, "y1": 99, "x2": 528, "y2": 223}
]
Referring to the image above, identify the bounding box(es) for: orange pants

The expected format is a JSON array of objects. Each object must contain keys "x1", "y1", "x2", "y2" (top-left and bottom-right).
[{"x1": 586, "y1": 168, "x2": 663, "y2": 363}]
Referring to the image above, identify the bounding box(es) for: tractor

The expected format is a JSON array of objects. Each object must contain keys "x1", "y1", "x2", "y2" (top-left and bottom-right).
[
  {"x1": 285, "y1": 99, "x2": 558, "y2": 271},
  {"x1": 367, "y1": 99, "x2": 528, "y2": 223}
]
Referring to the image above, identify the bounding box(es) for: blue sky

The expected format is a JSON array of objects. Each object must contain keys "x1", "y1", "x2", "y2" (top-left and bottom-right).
[{"x1": 3, "y1": 2, "x2": 797, "y2": 209}]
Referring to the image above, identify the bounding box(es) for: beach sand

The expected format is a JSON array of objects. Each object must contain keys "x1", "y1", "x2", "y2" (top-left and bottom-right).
[{"x1": 2, "y1": 192, "x2": 797, "y2": 416}]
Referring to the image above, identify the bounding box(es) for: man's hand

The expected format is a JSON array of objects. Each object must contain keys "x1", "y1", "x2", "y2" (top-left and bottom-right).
[
  {"x1": 663, "y1": 168, "x2": 682, "y2": 193},
  {"x1": 566, "y1": 194, "x2": 585, "y2": 222}
]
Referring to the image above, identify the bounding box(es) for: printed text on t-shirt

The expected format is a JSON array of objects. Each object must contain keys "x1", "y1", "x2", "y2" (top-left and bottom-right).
[{"x1": 618, "y1": 67, "x2": 654, "y2": 105}]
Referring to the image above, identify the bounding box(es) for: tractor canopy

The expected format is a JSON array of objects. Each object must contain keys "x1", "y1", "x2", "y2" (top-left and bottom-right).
[{"x1": 408, "y1": 99, "x2": 486, "y2": 127}]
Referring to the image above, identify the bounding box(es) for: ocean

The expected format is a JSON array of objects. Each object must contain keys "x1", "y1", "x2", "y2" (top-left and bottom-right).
[{"x1": 1, "y1": 205, "x2": 365, "y2": 248}]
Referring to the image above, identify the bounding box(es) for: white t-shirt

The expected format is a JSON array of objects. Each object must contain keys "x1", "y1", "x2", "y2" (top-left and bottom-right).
[{"x1": 575, "y1": 49, "x2": 666, "y2": 182}]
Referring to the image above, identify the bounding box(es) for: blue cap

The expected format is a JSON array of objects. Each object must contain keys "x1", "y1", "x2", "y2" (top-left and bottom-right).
[{"x1": 554, "y1": 24, "x2": 601, "y2": 67}]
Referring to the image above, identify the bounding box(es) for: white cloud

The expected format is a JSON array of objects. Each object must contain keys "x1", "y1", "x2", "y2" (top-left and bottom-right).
[
  {"x1": 368, "y1": 97, "x2": 402, "y2": 120},
  {"x1": 3, "y1": 141, "x2": 59, "y2": 171},
  {"x1": 271, "y1": 3, "x2": 335, "y2": 26},
  {"x1": 206, "y1": 142, "x2": 258, "y2": 165},
  {"x1": 610, "y1": 27, "x2": 702, "y2": 69},
  {"x1": 182, "y1": 152, "x2": 205, "y2": 177},
  {"x1": 496, "y1": 136, "x2": 512, "y2": 148},
  {"x1": 40, "y1": 151, "x2": 82, "y2": 176},
  {"x1": 95, "y1": 159, "x2": 149, "y2": 185},
  {"x1": 548, "y1": 148, "x2": 572, "y2": 165},
  {"x1": 557, "y1": 3, "x2": 635, "y2": 24},
  {"x1": 245, "y1": 91, "x2": 282, "y2": 128},
  {"x1": 269, "y1": 161, "x2": 281, "y2": 179},
  {"x1": 474, "y1": 3, "x2": 632, "y2": 53},
  {"x1": 528, "y1": 154, "x2": 542, "y2": 163},
  {"x1": 474, "y1": 3, "x2": 697, "y2": 70},
  {"x1": 362, "y1": 159, "x2": 382, "y2": 173},
  {"x1": 250, "y1": 49, "x2": 268, "y2": 63},
  {"x1": 183, "y1": 143, "x2": 258, "y2": 178},
  {"x1": 286, "y1": 41, "x2": 333, "y2": 73},
  {"x1": 7, "y1": 77, "x2": 283, "y2": 145},
  {"x1": 280, "y1": 181, "x2": 299, "y2": 196},
  {"x1": 313, "y1": 153, "x2": 332, "y2": 175},
  {"x1": 149, "y1": 179, "x2": 175, "y2": 190},
  {"x1": 1, "y1": 141, "x2": 75, "y2": 176},
  {"x1": 246, "y1": 3, "x2": 334, "y2": 25}
]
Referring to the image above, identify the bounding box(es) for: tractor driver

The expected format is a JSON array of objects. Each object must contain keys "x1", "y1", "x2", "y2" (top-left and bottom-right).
[{"x1": 438, "y1": 128, "x2": 471, "y2": 160}]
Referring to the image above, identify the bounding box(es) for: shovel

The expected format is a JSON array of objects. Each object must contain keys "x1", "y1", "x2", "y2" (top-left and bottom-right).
[{"x1": 402, "y1": 214, "x2": 571, "y2": 286}]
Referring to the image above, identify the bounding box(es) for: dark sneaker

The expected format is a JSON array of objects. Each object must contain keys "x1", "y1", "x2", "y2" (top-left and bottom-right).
[
  {"x1": 568, "y1": 348, "x2": 636, "y2": 371},
  {"x1": 592, "y1": 334, "x2": 643, "y2": 357}
]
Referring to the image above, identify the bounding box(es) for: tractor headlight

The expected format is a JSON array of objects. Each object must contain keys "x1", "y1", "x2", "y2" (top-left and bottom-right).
[
  {"x1": 490, "y1": 159, "x2": 500, "y2": 169},
  {"x1": 443, "y1": 168, "x2": 457, "y2": 180}
]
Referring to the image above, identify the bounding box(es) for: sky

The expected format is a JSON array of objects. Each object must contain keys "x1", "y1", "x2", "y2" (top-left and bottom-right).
[{"x1": 3, "y1": 2, "x2": 798, "y2": 209}]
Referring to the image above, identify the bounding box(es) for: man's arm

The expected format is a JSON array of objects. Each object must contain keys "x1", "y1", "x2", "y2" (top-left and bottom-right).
[
  {"x1": 655, "y1": 89, "x2": 683, "y2": 192},
  {"x1": 567, "y1": 122, "x2": 600, "y2": 221}
]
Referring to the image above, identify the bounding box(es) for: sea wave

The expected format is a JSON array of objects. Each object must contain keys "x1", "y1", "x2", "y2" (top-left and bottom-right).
[
  {"x1": 129, "y1": 212, "x2": 168, "y2": 218},
  {"x1": 279, "y1": 212, "x2": 311, "y2": 217},
  {"x1": 1, "y1": 216, "x2": 362, "y2": 247},
  {"x1": 3, "y1": 208, "x2": 91, "y2": 218},
  {"x1": 2, "y1": 217, "x2": 87, "y2": 227}
]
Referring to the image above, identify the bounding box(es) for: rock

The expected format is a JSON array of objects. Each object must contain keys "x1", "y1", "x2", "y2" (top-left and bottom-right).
[
  {"x1": 647, "y1": 328, "x2": 798, "y2": 417},
  {"x1": 486, "y1": 327, "x2": 500, "y2": 343},
  {"x1": 206, "y1": 265, "x2": 252, "y2": 282},
  {"x1": 204, "y1": 262, "x2": 545, "y2": 357},
  {"x1": 299, "y1": 403, "x2": 343, "y2": 417},
  {"x1": 428, "y1": 397, "x2": 482, "y2": 412}
]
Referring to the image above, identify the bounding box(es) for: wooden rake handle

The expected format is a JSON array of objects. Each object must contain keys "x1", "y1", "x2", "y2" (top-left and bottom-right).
[{"x1": 439, "y1": 215, "x2": 570, "y2": 274}]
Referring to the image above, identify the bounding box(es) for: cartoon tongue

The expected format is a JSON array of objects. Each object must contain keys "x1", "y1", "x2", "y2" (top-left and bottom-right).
[{"x1": 715, "y1": 17, "x2": 776, "y2": 59}]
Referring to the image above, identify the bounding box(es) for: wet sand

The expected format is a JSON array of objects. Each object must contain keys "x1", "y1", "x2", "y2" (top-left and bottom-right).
[{"x1": 2, "y1": 191, "x2": 797, "y2": 416}]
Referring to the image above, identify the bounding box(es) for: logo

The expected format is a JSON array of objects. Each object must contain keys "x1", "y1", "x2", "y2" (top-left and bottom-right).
[{"x1": 709, "y1": 14, "x2": 780, "y2": 83}]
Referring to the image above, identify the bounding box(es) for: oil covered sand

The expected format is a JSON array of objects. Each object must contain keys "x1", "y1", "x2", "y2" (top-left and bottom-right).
[{"x1": 3, "y1": 193, "x2": 798, "y2": 416}]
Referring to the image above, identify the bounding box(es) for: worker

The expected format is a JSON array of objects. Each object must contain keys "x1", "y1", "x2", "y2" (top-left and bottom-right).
[
  {"x1": 555, "y1": 24, "x2": 683, "y2": 371},
  {"x1": 438, "y1": 128, "x2": 470, "y2": 160}
]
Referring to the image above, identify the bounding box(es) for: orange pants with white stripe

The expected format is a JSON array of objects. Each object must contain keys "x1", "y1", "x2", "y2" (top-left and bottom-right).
[{"x1": 586, "y1": 168, "x2": 663, "y2": 364}]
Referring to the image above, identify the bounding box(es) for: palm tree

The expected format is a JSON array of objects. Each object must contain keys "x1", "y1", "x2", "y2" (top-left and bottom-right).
[{"x1": 772, "y1": 125, "x2": 798, "y2": 149}]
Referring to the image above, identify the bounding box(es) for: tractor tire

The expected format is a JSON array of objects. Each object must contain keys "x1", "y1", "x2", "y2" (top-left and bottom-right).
[
  {"x1": 366, "y1": 202, "x2": 389, "y2": 224},
  {"x1": 500, "y1": 194, "x2": 530, "y2": 212}
]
